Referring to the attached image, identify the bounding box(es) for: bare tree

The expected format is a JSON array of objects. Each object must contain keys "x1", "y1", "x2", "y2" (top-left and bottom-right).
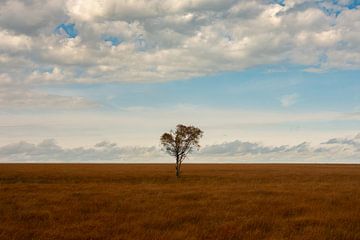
[{"x1": 160, "y1": 124, "x2": 203, "y2": 177}]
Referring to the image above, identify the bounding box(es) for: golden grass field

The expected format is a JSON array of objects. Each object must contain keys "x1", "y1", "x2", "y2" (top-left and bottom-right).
[{"x1": 0, "y1": 164, "x2": 359, "y2": 240}]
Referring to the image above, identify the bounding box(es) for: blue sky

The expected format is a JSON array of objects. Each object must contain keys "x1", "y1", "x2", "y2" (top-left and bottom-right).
[
  {"x1": 58, "y1": 67, "x2": 359, "y2": 112},
  {"x1": 0, "y1": 0, "x2": 359, "y2": 162}
]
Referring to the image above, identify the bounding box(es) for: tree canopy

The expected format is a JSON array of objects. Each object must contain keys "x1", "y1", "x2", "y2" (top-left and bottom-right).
[{"x1": 160, "y1": 124, "x2": 203, "y2": 177}]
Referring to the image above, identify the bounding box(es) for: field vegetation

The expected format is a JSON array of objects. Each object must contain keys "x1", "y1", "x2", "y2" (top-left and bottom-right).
[{"x1": 0, "y1": 164, "x2": 359, "y2": 240}]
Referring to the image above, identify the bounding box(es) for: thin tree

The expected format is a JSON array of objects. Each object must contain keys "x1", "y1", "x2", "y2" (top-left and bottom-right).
[{"x1": 160, "y1": 124, "x2": 203, "y2": 177}]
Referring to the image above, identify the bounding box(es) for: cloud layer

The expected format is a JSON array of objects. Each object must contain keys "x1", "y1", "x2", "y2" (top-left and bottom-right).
[
  {"x1": 198, "y1": 134, "x2": 360, "y2": 162},
  {"x1": 0, "y1": 139, "x2": 161, "y2": 162},
  {"x1": 1, "y1": 133, "x2": 359, "y2": 163},
  {"x1": 1, "y1": 0, "x2": 360, "y2": 88}
]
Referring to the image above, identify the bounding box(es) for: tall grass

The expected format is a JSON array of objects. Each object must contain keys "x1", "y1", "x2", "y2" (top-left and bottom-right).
[{"x1": 0, "y1": 164, "x2": 359, "y2": 240}]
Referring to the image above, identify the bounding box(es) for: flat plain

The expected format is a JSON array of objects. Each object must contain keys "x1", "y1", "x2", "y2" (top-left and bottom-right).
[{"x1": 0, "y1": 164, "x2": 359, "y2": 240}]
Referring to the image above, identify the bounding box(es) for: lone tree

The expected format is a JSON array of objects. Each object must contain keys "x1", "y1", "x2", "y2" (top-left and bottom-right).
[{"x1": 160, "y1": 124, "x2": 203, "y2": 177}]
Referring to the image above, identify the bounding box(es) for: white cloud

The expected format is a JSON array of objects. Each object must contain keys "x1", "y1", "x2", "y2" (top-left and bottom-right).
[
  {"x1": 1, "y1": 133, "x2": 359, "y2": 163},
  {"x1": 0, "y1": 139, "x2": 162, "y2": 162},
  {"x1": 280, "y1": 93, "x2": 299, "y2": 107},
  {"x1": 0, "y1": 73, "x2": 12, "y2": 85},
  {"x1": 197, "y1": 133, "x2": 360, "y2": 163},
  {"x1": 0, "y1": 105, "x2": 357, "y2": 150},
  {"x1": 322, "y1": 136, "x2": 360, "y2": 147},
  {"x1": 0, "y1": 0, "x2": 65, "y2": 35},
  {"x1": 0, "y1": 29, "x2": 31, "y2": 51},
  {"x1": 0, "y1": 87, "x2": 97, "y2": 109},
  {"x1": 0, "y1": 0, "x2": 359, "y2": 88}
]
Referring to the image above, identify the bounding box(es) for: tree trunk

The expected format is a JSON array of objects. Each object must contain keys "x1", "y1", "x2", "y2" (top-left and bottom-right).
[{"x1": 176, "y1": 156, "x2": 180, "y2": 177}]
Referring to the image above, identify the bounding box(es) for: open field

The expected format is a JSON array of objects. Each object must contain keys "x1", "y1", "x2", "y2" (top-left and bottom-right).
[{"x1": 0, "y1": 164, "x2": 360, "y2": 240}]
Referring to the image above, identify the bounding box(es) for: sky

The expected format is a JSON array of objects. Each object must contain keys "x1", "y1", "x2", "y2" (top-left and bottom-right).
[{"x1": 0, "y1": 0, "x2": 360, "y2": 163}]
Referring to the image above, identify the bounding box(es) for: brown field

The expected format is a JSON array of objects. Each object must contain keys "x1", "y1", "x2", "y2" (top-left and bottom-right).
[{"x1": 0, "y1": 164, "x2": 360, "y2": 240}]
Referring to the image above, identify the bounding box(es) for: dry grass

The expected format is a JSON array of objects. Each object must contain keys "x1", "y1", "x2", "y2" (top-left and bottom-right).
[{"x1": 0, "y1": 164, "x2": 360, "y2": 240}]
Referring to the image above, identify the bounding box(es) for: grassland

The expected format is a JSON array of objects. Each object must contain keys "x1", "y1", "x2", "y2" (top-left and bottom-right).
[{"x1": 0, "y1": 164, "x2": 359, "y2": 240}]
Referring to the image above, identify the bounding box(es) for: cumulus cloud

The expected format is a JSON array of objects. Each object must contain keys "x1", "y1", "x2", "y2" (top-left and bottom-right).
[
  {"x1": 0, "y1": 29, "x2": 31, "y2": 51},
  {"x1": 196, "y1": 132, "x2": 360, "y2": 162},
  {"x1": 1, "y1": 133, "x2": 359, "y2": 163},
  {"x1": 0, "y1": 0, "x2": 359, "y2": 90},
  {"x1": 322, "y1": 136, "x2": 360, "y2": 148},
  {"x1": 196, "y1": 137, "x2": 359, "y2": 163},
  {"x1": 0, "y1": 139, "x2": 162, "y2": 162}
]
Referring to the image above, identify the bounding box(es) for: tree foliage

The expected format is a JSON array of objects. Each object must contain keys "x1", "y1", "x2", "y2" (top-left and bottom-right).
[{"x1": 160, "y1": 124, "x2": 203, "y2": 177}]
